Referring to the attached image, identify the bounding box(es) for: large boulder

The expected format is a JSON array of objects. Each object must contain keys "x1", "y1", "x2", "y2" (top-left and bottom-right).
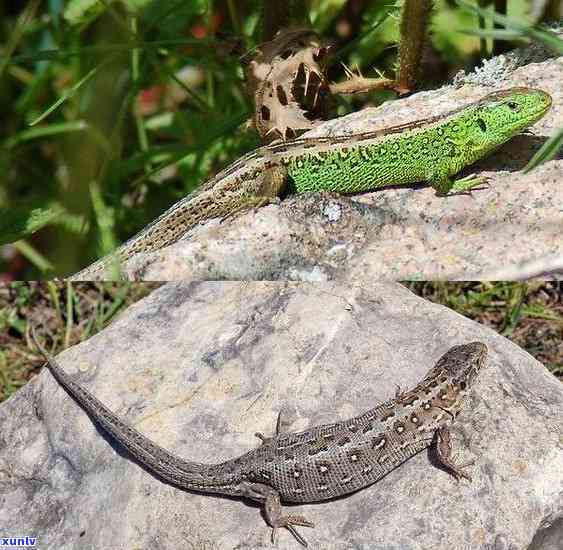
[
  {"x1": 74, "y1": 49, "x2": 563, "y2": 280},
  {"x1": 1, "y1": 282, "x2": 561, "y2": 549}
]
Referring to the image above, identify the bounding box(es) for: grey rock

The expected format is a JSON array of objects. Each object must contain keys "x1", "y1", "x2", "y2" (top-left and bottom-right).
[
  {"x1": 452, "y1": 26, "x2": 563, "y2": 87},
  {"x1": 87, "y1": 53, "x2": 563, "y2": 282},
  {"x1": 1, "y1": 282, "x2": 562, "y2": 549},
  {"x1": 528, "y1": 518, "x2": 563, "y2": 550}
]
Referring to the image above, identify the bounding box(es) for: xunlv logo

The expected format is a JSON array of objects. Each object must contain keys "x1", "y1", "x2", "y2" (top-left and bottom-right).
[{"x1": 0, "y1": 537, "x2": 37, "y2": 547}]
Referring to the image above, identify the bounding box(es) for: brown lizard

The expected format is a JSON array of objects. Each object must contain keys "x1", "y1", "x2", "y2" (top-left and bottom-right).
[{"x1": 32, "y1": 331, "x2": 488, "y2": 547}]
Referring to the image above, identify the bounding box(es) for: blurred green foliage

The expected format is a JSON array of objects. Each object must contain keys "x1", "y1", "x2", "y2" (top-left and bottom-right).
[
  {"x1": 0, "y1": 0, "x2": 559, "y2": 277},
  {"x1": 406, "y1": 281, "x2": 563, "y2": 377},
  {"x1": 0, "y1": 281, "x2": 161, "y2": 400}
]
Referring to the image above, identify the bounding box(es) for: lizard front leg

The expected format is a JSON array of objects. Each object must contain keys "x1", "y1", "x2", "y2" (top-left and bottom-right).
[
  {"x1": 427, "y1": 161, "x2": 488, "y2": 196},
  {"x1": 434, "y1": 426, "x2": 474, "y2": 481},
  {"x1": 240, "y1": 481, "x2": 314, "y2": 547}
]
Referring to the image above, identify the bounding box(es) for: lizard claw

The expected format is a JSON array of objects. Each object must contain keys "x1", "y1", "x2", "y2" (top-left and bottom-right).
[
  {"x1": 270, "y1": 514, "x2": 315, "y2": 547},
  {"x1": 264, "y1": 490, "x2": 314, "y2": 547},
  {"x1": 449, "y1": 455, "x2": 475, "y2": 482}
]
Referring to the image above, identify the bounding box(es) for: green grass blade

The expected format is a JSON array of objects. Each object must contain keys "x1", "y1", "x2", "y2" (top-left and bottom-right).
[
  {"x1": 7, "y1": 39, "x2": 211, "y2": 65},
  {"x1": 0, "y1": 203, "x2": 65, "y2": 245},
  {"x1": 12, "y1": 241, "x2": 54, "y2": 272},
  {"x1": 456, "y1": 0, "x2": 563, "y2": 55},
  {"x1": 4, "y1": 121, "x2": 88, "y2": 149},
  {"x1": 29, "y1": 62, "x2": 107, "y2": 125},
  {"x1": 0, "y1": 0, "x2": 42, "y2": 79},
  {"x1": 523, "y1": 128, "x2": 563, "y2": 174},
  {"x1": 459, "y1": 29, "x2": 527, "y2": 40},
  {"x1": 89, "y1": 180, "x2": 117, "y2": 256}
]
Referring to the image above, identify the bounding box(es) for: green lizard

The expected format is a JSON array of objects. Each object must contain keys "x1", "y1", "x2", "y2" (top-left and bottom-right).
[{"x1": 70, "y1": 87, "x2": 551, "y2": 279}]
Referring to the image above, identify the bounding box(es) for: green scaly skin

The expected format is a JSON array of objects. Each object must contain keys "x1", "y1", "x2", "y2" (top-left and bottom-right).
[
  {"x1": 69, "y1": 87, "x2": 552, "y2": 279},
  {"x1": 285, "y1": 87, "x2": 552, "y2": 195}
]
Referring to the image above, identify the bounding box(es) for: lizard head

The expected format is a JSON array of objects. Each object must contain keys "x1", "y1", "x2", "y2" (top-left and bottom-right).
[
  {"x1": 437, "y1": 341, "x2": 488, "y2": 385},
  {"x1": 429, "y1": 342, "x2": 488, "y2": 416},
  {"x1": 463, "y1": 87, "x2": 552, "y2": 152}
]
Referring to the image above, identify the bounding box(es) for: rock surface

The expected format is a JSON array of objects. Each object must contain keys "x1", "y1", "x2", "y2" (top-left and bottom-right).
[
  {"x1": 90, "y1": 52, "x2": 563, "y2": 281},
  {"x1": 1, "y1": 282, "x2": 562, "y2": 549}
]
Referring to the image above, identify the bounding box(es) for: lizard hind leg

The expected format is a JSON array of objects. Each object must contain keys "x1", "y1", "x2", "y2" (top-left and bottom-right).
[
  {"x1": 220, "y1": 165, "x2": 287, "y2": 225},
  {"x1": 220, "y1": 194, "x2": 280, "y2": 225},
  {"x1": 240, "y1": 482, "x2": 314, "y2": 547},
  {"x1": 264, "y1": 489, "x2": 315, "y2": 547}
]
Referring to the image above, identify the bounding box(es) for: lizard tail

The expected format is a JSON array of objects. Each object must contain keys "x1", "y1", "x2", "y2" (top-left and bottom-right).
[
  {"x1": 68, "y1": 164, "x2": 287, "y2": 281},
  {"x1": 32, "y1": 328, "x2": 238, "y2": 491},
  {"x1": 67, "y1": 188, "x2": 221, "y2": 281}
]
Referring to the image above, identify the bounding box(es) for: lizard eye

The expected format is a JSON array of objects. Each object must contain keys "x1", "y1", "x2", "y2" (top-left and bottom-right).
[
  {"x1": 476, "y1": 118, "x2": 487, "y2": 132},
  {"x1": 507, "y1": 101, "x2": 519, "y2": 111}
]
